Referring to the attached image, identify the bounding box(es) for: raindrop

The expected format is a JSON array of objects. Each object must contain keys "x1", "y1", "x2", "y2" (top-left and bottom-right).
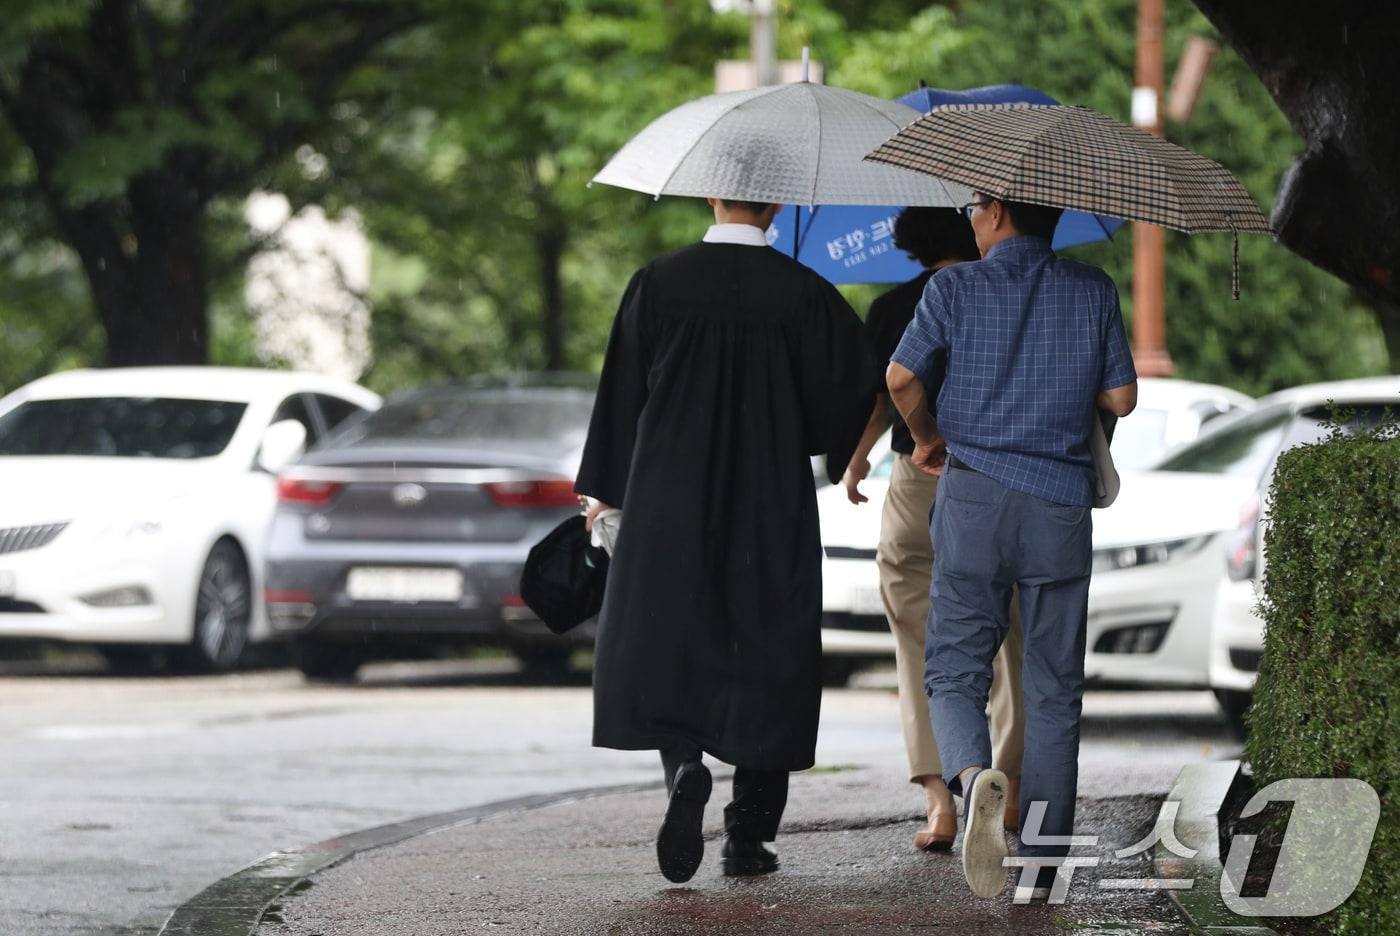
[{"x1": 275, "y1": 91, "x2": 281, "y2": 109}]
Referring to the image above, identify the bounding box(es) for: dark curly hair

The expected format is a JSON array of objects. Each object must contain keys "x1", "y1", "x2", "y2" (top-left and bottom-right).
[{"x1": 893, "y1": 207, "x2": 981, "y2": 266}]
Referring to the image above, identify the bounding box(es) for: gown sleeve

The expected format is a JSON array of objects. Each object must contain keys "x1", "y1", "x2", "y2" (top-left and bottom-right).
[
  {"x1": 797, "y1": 278, "x2": 881, "y2": 484},
  {"x1": 575, "y1": 267, "x2": 652, "y2": 508}
]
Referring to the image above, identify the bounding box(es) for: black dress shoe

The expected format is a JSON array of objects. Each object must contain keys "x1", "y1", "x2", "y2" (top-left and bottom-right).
[
  {"x1": 657, "y1": 762, "x2": 712, "y2": 883},
  {"x1": 720, "y1": 835, "x2": 779, "y2": 876}
]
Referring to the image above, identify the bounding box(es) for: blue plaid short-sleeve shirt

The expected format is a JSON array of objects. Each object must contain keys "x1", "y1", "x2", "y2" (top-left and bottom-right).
[{"x1": 891, "y1": 236, "x2": 1136, "y2": 507}]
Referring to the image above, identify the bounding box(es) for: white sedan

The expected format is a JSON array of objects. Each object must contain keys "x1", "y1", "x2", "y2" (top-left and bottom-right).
[
  {"x1": 1084, "y1": 376, "x2": 1400, "y2": 731},
  {"x1": 0, "y1": 367, "x2": 379, "y2": 673},
  {"x1": 818, "y1": 377, "x2": 1254, "y2": 679},
  {"x1": 1201, "y1": 377, "x2": 1400, "y2": 730}
]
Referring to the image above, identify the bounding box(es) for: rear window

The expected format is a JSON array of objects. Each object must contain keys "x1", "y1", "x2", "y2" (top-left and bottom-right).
[
  {"x1": 1156, "y1": 409, "x2": 1291, "y2": 479},
  {"x1": 324, "y1": 388, "x2": 594, "y2": 450},
  {"x1": 1156, "y1": 401, "x2": 1396, "y2": 480},
  {"x1": 0, "y1": 397, "x2": 247, "y2": 458}
]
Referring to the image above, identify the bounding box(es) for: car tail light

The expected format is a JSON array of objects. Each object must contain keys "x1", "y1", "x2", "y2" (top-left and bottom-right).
[
  {"x1": 482, "y1": 479, "x2": 578, "y2": 508},
  {"x1": 1226, "y1": 494, "x2": 1262, "y2": 582},
  {"x1": 277, "y1": 476, "x2": 344, "y2": 506}
]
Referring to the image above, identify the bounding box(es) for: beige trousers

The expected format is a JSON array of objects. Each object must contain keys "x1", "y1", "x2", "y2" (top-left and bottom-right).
[{"x1": 877, "y1": 454, "x2": 1025, "y2": 783}]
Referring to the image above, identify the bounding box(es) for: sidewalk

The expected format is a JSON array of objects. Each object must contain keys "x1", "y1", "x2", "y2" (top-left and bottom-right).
[{"x1": 253, "y1": 766, "x2": 1191, "y2": 935}]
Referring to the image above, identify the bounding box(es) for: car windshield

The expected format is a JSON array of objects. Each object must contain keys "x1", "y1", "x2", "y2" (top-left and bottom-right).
[
  {"x1": 1271, "y1": 402, "x2": 1398, "y2": 457},
  {"x1": 1109, "y1": 407, "x2": 1170, "y2": 471},
  {"x1": 1155, "y1": 408, "x2": 1292, "y2": 479},
  {"x1": 325, "y1": 387, "x2": 594, "y2": 451},
  {"x1": 0, "y1": 397, "x2": 247, "y2": 458}
]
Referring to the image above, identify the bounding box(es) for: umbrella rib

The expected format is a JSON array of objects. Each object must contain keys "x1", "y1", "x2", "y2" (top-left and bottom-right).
[
  {"x1": 846, "y1": 94, "x2": 951, "y2": 205},
  {"x1": 651, "y1": 87, "x2": 778, "y2": 198}
]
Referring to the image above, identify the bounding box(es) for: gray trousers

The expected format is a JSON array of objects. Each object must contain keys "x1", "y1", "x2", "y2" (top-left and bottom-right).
[{"x1": 924, "y1": 462, "x2": 1092, "y2": 861}]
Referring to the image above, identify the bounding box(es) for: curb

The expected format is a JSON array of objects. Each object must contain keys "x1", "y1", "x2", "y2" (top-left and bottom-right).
[
  {"x1": 1154, "y1": 760, "x2": 1281, "y2": 936},
  {"x1": 157, "y1": 780, "x2": 663, "y2": 936}
]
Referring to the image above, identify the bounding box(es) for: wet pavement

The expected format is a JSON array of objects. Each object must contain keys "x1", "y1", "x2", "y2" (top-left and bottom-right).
[
  {"x1": 256, "y1": 766, "x2": 1191, "y2": 935},
  {"x1": 0, "y1": 655, "x2": 1235, "y2": 935}
]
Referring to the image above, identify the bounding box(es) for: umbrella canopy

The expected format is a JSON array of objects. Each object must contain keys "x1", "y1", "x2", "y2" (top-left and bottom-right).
[
  {"x1": 899, "y1": 82, "x2": 1058, "y2": 111},
  {"x1": 865, "y1": 103, "x2": 1271, "y2": 235},
  {"x1": 769, "y1": 86, "x2": 1125, "y2": 284},
  {"x1": 591, "y1": 82, "x2": 970, "y2": 207}
]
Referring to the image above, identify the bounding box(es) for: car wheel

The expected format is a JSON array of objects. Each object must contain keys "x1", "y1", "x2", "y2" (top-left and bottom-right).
[
  {"x1": 175, "y1": 539, "x2": 251, "y2": 675},
  {"x1": 296, "y1": 640, "x2": 366, "y2": 683},
  {"x1": 97, "y1": 645, "x2": 165, "y2": 676},
  {"x1": 1213, "y1": 688, "x2": 1252, "y2": 739}
]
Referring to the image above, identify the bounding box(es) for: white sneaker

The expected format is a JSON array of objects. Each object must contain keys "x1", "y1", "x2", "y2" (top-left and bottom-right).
[{"x1": 961, "y1": 768, "x2": 1011, "y2": 898}]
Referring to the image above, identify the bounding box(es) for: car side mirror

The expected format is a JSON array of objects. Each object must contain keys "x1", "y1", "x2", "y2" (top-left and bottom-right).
[{"x1": 257, "y1": 420, "x2": 308, "y2": 474}]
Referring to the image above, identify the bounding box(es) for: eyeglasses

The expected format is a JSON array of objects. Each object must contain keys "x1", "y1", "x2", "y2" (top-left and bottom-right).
[{"x1": 960, "y1": 198, "x2": 996, "y2": 220}]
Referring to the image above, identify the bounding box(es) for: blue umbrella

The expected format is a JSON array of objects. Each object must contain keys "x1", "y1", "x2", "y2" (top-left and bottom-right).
[{"x1": 767, "y1": 84, "x2": 1125, "y2": 284}]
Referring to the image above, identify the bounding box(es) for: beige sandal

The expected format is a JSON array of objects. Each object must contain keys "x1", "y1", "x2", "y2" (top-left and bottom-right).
[{"x1": 914, "y1": 810, "x2": 957, "y2": 851}]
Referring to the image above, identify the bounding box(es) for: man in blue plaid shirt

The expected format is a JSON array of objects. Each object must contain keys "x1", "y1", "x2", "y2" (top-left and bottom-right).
[{"x1": 886, "y1": 193, "x2": 1137, "y2": 901}]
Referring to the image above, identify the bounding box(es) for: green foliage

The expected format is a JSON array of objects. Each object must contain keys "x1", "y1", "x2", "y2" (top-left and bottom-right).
[
  {"x1": 0, "y1": 0, "x2": 94, "y2": 68},
  {"x1": 827, "y1": 0, "x2": 1388, "y2": 394},
  {"x1": 327, "y1": 0, "x2": 741, "y2": 387},
  {"x1": 0, "y1": 110, "x2": 99, "y2": 394},
  {"x1": 1247, "y1": 415, "x2": 1400, "y2": 933},
  {"x1": 0, "y1": 0, "x2": 1391, "y2": 392}
]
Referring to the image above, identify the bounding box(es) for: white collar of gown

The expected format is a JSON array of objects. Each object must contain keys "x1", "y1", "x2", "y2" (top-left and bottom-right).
[{"x1": 703, "y1": 223, "x2": 771, "y2": 247}]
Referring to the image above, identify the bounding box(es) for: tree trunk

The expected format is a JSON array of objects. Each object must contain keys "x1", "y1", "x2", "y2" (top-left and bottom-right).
[
  {"x1": 1379, "y1": 305, "x2": 1400, "y2": 373},
  {"x1": 1191, "y1": 1, "x2": 1400, "y2": 369},
  {"x1": 536, "y1": 222, "x2": 567, "y2": 372},
  {"x1": 95, "y1": 177, "x2": 210, "y2": 367}
]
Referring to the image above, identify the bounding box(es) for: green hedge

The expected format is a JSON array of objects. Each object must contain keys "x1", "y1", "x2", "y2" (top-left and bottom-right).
[{"x1": 1247, "y1": 420, "x2": 1399, "y2": 933}]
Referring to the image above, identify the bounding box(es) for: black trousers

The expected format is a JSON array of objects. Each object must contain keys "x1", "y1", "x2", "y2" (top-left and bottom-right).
[{"x1": 660, "y1": 741, "x2": 789, "y2": 843}]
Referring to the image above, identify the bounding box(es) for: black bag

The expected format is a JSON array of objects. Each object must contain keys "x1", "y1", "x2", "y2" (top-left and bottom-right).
[{"x1": 519, "y1": 514, "x2": 609, "y2": 635}]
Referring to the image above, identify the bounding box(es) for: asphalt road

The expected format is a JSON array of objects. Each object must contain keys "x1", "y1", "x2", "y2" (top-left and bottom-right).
[{"x1": 0, "y1": 656, "x2": 1239, "y2": 936}]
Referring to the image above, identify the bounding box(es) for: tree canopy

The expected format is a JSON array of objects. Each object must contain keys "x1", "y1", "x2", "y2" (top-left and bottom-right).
[{"x1": 0, "y1": 0, "x2": 1390, "y2": 400}]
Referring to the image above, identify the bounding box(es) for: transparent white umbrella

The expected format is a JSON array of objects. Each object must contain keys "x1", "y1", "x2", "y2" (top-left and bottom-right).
[{"x1": 591, "y1": 78, "x2": 970, "y2": 209}]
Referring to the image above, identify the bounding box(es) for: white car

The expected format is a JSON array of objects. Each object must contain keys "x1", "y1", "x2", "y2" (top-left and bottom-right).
[
  {"x1": 1202, "y1": 377, "x2": 1400, "y2": 731},
  {"x1": 818, "y1": 377, "x2": 1255, "y2": 681},
  {"x1": 1086, "y1": 377, "x2": 1399, "y2": 728},
  {"x1": 0, "y1": 368, "x2": 379, "y2": 673},
  {"x1": 1103, "y1": 377, "x2": 1253, "y2": 471}
]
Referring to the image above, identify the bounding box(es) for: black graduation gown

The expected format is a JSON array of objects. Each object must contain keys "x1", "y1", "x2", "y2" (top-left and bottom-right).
[{"x1": 575, "y1": 241, "x2": 878, "y2": 772}]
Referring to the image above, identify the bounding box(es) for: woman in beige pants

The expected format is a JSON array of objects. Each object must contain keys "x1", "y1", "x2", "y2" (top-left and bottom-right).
[{"x1": 844, "y1": 208, "x2": 1025, "y2": 850}]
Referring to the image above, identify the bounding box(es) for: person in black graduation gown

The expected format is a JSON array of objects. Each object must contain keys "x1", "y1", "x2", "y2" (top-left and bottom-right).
[{"x1": 574, "y1": 197, "x2": 877, "y2": 884}]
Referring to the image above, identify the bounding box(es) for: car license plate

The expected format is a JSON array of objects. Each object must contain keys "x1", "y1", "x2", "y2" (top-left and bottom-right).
[
  {"x1": 346, "y1": 567, "x2": 463, "y2": 603},
  {"x1": 850, "y1": 586, "x2": 885, "y2": 616},
  {"x1": 0, "y1": 570, "x2": 14, "y2": 599}
]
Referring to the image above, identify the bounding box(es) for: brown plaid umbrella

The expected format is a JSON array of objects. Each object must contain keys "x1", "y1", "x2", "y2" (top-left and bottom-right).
[{"x1": 865, "y1": 103, "x2": 1272, "y2": 295}]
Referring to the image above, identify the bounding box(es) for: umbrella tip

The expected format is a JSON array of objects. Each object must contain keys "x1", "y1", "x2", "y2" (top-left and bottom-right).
[
  {"x1": 801, "y1": 47, "x2": 810, "y2": 82},
  {"x1": 919, "y1": 78, "x2": 928, "y2": 89}
]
